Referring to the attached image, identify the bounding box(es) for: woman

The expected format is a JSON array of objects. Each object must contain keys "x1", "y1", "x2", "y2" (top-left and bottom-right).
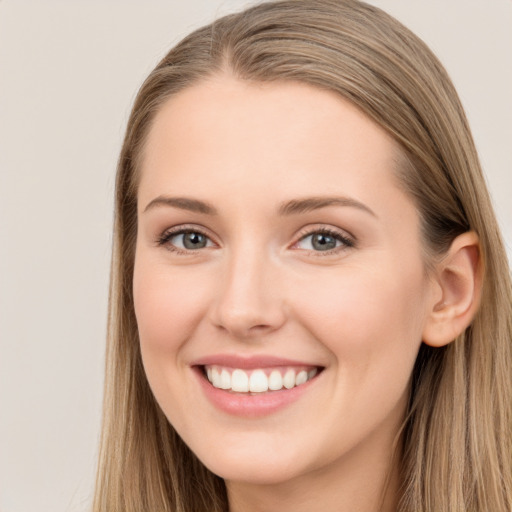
[{"x1": 93, "y1": 1, "x2": 512, "y2": 510}]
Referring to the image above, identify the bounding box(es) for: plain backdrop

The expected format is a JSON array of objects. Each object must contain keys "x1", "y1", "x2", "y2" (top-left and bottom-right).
[{"x1": 0, "y1": 1, "x2": 511, "y2": 511}]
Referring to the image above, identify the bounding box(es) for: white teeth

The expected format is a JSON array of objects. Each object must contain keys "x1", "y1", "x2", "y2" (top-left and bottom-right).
[
  {"x1": 268, "y1": 370, "x2": 283, "y2": 390},
  {"x1": 205, "y1": 365, "x2": 319, "y2": 393},
  {"x1": 249, "y1": 370, "x2": 269, "y2": 392},
  {"x1": 220, "y1": 369, "x2": 231, "y2": 390},
  {"x1": 295, "y1": 370, "x2": 308, "y2": 386},
  {"x1": 211, "y1": 367, "x2": 221, "y2": 388},
  {"x1": 283, "y1": 369, "x2": 295, "y2": 389},
  {"x1": 231, "y1": 369, "x2": 249, "y2": 392}
]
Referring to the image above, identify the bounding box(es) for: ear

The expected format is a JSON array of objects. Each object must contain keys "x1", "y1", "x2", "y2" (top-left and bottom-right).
[{"x1": 422, "y1": 231, "x2": 483, "y2": 347}]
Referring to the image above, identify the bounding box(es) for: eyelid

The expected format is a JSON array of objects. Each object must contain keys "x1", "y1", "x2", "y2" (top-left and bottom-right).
[
  {"x1": 156, "y1": 224, "x2": 218, "y2": 252},
  {"x1": 291, "y1": 225, "x2": 356, "y2": 255},
  {"x1": 155, "y1": 223, "x2": 355, "y2": 256}
]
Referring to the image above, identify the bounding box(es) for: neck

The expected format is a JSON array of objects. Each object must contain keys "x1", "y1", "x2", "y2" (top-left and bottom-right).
[{"x1": 226, "y1": 426, "x2": 403, "y2": 512}]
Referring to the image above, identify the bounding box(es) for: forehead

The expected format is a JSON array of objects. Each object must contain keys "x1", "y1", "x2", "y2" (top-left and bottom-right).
[{"x1": 138, "y1": 76, "x2": 407, "y2": 215}]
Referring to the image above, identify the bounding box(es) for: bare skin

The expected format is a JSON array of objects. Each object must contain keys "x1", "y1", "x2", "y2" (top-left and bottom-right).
[{"x1": 133, "y1": 75, "x2": 479, "y2": 511}]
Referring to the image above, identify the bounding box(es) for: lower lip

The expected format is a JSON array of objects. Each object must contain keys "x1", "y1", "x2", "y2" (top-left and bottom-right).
[{"x1": 193, "y1": 367, "x2": 320, "y2": 418}]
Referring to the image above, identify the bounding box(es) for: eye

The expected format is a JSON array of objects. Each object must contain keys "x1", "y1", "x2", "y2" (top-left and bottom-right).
[
  {"x1": 294, "y1": 229, "x2": 354, "y2": 253},
  {"x1": 158, "y1": 228, "x2": 215, "y2": 252}
]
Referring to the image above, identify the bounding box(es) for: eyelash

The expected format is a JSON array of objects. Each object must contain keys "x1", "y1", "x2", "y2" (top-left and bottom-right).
[
  {"x1": 294, "y1": 227, "x2": 355, "y2": 256},
  {"x1": 156, "y1": 225, "x2": 214, "y2": 255},
  {"x1": 156, "y1": 226, "x2": 355, "y2": 256}
]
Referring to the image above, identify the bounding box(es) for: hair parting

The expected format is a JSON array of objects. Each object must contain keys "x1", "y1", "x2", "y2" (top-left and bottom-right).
[{"x1": 94, "y1": 1, "x2": 512, "y2": 510}]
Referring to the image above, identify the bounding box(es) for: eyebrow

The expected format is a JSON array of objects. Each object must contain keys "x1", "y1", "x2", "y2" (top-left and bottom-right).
[
  {"x1": 143, "y1": 194, "x2": 376, "y2": 218},
  {"x1": 143, "y1": 196, "x2": 218, "y2": 215},
  {"x1": 278, "y1": 196, "x2": 376, "y2": 217}
]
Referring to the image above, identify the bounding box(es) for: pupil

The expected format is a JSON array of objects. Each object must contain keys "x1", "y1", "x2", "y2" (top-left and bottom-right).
[
  {"x1": 183, "y1": 232, "x2": 206, "y2": 249},
  {"x1": 312, "y1": 233, "x2": 336, "y2": 251}
]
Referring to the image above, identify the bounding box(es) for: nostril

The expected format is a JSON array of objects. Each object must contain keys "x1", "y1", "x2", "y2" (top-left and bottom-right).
[
  {"x1": 212, "y1": 314, "x2": 283, "y2": 340},
  {"x1": 250, "y1": 324, "x2": 274, "y2": 333}
]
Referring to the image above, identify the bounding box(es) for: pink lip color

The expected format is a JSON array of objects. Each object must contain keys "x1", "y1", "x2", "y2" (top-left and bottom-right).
[
  {"x1": 191, "y1": 361, "x2": 321, "y2": 418},
  {"x1": 191, "y1": 353, "x2": 319, "y2": 370}
]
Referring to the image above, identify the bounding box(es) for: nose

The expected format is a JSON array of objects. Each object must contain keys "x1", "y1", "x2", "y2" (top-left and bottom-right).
[{"x1": 208, "y1": 246, "x2": 287, "y2": 340}]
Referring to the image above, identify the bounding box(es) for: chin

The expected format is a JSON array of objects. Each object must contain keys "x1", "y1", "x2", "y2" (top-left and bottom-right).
[
  {"x1": 211, "y1": 465, "x2": 302, "y2": 486},
  {"x1": 197, "y1": 446, "x2": 308, "y2": 485}
]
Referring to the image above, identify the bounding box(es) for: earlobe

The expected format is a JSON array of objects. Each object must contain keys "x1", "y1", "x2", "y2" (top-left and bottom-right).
[{"x1": 422, "y1": 231, "x2": 483, "y2": 347}]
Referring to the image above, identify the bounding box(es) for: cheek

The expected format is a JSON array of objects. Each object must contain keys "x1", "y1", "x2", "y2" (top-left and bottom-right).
[
  {"x1": 133, "y1": 262, "x2": 210, "y2": 356},
  {"x1": 133, "y1": 258, "x2": 214, "y2": 431},
  {"x1": 291, "y1": 261, "x2": 427, "y2": 371},
  {"x1": 284, "y1": 262, "x2": 427, "y2": 459}
]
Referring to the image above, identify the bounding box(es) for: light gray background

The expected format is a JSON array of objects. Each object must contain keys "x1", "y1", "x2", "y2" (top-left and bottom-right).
[{"x1": 1, "y1": 1, "x2": 510, "y2": 511}]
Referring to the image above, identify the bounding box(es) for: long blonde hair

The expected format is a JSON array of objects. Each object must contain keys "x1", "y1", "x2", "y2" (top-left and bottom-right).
[{"x1": 93, "y1": 1, "x2": 512, "y2": 510}]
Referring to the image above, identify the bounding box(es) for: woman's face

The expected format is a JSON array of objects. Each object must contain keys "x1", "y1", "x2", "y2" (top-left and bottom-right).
[{"x1": 133, "y1": 76, "x2": 435, "y2": 485}]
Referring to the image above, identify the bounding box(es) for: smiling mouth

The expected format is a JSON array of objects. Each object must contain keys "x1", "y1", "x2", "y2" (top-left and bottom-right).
[{"x1": 201, "y1": 365, "x2": 323, "y2": 394}]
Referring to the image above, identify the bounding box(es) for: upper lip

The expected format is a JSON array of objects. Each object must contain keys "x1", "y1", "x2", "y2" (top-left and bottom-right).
[{"x1": 191, "y1": 354, "x2": 323, "y2": 370}]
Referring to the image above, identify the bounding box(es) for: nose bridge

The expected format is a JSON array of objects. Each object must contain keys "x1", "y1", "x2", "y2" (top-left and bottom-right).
[{"x1": 211, "y1": 239, "x2": 285, "y2": 337}]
